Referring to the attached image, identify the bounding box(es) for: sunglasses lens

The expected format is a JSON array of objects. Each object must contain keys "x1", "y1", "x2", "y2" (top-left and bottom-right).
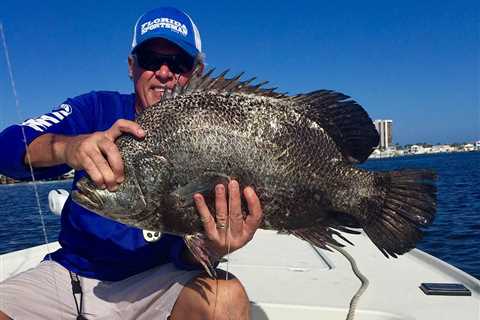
[{"x1": 136, "y1": 51, "x2": 194, "y2": 73}]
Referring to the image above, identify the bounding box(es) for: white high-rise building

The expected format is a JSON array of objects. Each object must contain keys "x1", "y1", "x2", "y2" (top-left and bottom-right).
[{"x1": 373, "y1": 120, "x2": 393, "y2": 150}]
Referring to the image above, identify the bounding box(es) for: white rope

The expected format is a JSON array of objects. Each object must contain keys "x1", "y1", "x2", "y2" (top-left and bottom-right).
[{"x1": 330, "y1": 244, "x2": 369, "y2": 320}]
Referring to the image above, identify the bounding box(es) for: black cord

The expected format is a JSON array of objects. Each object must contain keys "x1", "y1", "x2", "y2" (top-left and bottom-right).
[{"x1": 69, "y1": 271, "x2": 88, "y2": 320}]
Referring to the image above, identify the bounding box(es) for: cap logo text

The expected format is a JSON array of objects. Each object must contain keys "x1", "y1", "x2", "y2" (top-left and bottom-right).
[{"x1": 141, "y1": 18, "x2": 188, "y2": 36}]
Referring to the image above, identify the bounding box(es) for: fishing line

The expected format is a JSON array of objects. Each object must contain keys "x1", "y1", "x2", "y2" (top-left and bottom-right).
[
  {"x1": 223, "y1": 208, "x2": 233, "y2": 320},
  {"x1": 0, "y1": 21, "x2": 65, "y2": 318},
  {"x1": 212, "y1": 189, "x2": 233, "y2": 320},
  {"x1": 0, "y1": 22, "x2": 5, "y2": 310},
  {"x1": 0, "y1": 23, "x2": 51, "y2": 247}
]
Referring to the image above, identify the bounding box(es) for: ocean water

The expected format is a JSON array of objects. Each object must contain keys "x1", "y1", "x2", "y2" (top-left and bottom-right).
[
  {"x1": 360, "y1": 151, "x2": 480, "y2": 279},
  {"x1": 0, "y1": 152, "x2": 479, "y2": 279},
  {"x1": 0, "y1": 180, "x2": 68, "y2": 252}
]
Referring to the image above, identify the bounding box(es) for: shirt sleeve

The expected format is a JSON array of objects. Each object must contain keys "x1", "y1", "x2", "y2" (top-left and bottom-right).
[{"x1": 0, "y1": 93, "x2": 97, "y2": 180}]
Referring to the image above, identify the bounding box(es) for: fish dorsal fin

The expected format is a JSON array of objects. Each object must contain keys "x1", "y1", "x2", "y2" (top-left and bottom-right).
[
  {"x1": 205, "y1": 69, "x2": 230, "y2": 91},
  {"x1": 162, "y1": 67, "x2": 287, "y2": 100},
  {"x1": 290, "y1": 90, "x2": 379, "y2": 163},
  {"x1": 179, "y1": 65, "x2": 209, "y2": 94},
  {"x1": 220, "y1": 71, "x2": 245, "y2": 92}
]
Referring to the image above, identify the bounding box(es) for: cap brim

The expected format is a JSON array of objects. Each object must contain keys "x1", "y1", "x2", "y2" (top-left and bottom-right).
[{"x1": 133, "y1": 32, "x2": 198, "y2": 58}]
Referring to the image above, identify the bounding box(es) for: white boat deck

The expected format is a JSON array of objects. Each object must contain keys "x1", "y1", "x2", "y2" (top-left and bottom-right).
[
  {"x1": 1, "y1": 230, "x2": 479, "y2": 319},
  {"x1": 220, "y1": 230, "x2": 480, "y2": 319}
]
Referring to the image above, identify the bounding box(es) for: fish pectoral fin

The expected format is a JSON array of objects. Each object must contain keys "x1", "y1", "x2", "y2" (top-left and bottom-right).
[
  {"x1": 171, "y1": 172, "x2": 230, "y2": 207},
  {"x1": 290, "y1": 225, "x2": 356, "y2": 251},
  {"x1": 184, "y1": 233, "x2": 220, "y2": 279}
]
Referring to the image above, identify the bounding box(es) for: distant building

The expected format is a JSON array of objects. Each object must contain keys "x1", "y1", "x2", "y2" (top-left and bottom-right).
[
  {"x1": 410, "y1": 144, "x2": 424, "y2": 154},
  {"x1": 431, "y1": 145, "x2": 454, "y2": 153},
  {"x1": 373, "y1": 120, "x2": 393, "y2": 150}
]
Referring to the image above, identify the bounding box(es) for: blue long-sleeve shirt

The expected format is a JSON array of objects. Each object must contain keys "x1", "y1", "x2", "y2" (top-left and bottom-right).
[{"x1": 0, "y1": 91, "x2": 199, "y2": 281}]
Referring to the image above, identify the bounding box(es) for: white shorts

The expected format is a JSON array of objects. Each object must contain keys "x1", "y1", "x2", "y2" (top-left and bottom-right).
[{"x1": 0, "y1": 260, "x2": 201, "y2": 320}]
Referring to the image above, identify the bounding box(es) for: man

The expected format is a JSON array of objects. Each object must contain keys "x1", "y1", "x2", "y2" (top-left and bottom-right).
[{"x1": 0, "y1": 7, "x2": 262, "y2": 320}]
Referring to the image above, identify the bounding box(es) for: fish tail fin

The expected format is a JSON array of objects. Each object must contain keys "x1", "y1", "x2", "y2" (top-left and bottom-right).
[
  {"x1": 364, "y1": 170, "x2": 437, "y2": 258},
  {"x1": 184, "y1": 234, "x2": 219, "y2": 278}
]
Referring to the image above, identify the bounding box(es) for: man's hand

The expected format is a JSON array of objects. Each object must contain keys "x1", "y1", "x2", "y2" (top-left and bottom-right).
[
  {"x1": 26, "y1": 119, "x2": 145, "y2": 191},
  {"x1": 193, "y1": 180, "x2": 263, "y2": 258},
  {"x1": 62, "y1": 119, "x2": 145, "y2": 191}
]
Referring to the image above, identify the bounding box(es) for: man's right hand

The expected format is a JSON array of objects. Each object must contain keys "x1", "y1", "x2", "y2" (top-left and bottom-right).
[{"x1": 26, "y1": 119, "x2": 145, "y2": 191}]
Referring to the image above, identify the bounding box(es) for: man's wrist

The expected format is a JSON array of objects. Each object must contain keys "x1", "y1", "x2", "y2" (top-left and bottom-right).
[
  {"x1": 25, "y1": 134, "x2": 54, "y2": 166},
  {"x1": 51, "y1": 134, "x2": 71, "y2": 165}
]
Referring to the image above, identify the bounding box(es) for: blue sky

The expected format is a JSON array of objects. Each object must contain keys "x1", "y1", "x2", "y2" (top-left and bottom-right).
[{"x1": 0, "y1": 0, "x2": 478, "y2": 145}]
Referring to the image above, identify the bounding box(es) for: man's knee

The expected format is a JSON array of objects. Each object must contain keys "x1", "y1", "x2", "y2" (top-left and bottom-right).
[
  {"x1": 0, "y1": 311, "x2": 12, "y2": 320},
  {"x1": 208, "y1": 272, "x2": 250, "y2": 318},
  {"x1": 171, "y1": 270, "x2": 250, "y2": 320}
]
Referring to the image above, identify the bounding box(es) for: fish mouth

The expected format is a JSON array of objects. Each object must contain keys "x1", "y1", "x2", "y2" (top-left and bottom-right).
[{"x1": 71, "y1": 179, "x2": 105, "y2": 212}]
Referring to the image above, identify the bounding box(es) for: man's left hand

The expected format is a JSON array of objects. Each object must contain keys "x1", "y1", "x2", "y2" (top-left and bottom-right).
[{"x1": 193, "y1": 180, "x2": 263, "y2": 258}]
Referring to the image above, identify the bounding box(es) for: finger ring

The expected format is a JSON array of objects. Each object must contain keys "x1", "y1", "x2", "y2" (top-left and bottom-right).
[{"x1": 216, "y1": 222, "x2": 227, "y2": 229}]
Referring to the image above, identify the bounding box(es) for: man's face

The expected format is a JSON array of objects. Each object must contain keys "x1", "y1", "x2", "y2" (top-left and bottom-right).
[{"x1": 128, "y1": 38, "x2": 198, "y2": 113}]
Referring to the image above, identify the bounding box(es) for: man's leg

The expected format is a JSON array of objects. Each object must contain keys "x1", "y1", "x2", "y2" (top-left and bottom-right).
[
  {"x1": 0, "y1": 261, "x2": 83, "y2": 319},
  {"x1": 170, "y1": 270, "x2": 250, "y2": 320},
  {"x1": 0, "y1": 311, "x2": 12, "y2": 320}
]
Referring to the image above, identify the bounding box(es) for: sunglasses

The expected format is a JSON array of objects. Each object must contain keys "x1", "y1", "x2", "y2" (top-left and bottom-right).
[{"x1": 133, "y1": 50, "x2": 195, "y2": 74}]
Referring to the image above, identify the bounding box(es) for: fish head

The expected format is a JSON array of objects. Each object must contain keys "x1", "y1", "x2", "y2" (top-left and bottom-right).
[{"x1": 72, "y1": 175, "x2": 148, "y2": 220}]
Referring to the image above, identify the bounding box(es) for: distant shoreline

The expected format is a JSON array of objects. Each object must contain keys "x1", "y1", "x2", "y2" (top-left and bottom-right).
[
  {"x1": 368, "y1": 149, "x2": 479, "y2": 160},
  {"x1": 0, "y1": 177, "x2": 73, "y2": 186}
]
